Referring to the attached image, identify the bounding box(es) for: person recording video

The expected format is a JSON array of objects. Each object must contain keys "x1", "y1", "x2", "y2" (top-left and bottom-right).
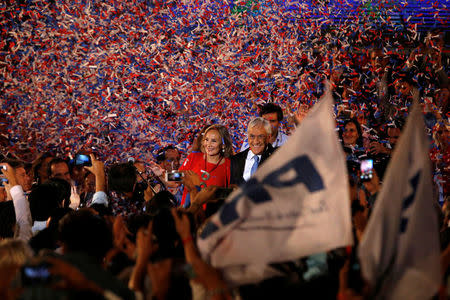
[{"x1": 106, "y1": 162, "x2": 155, "y2": 217}]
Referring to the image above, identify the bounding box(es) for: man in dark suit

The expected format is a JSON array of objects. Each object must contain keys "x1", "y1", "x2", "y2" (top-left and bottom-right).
[{"x1": 231, "y1": 117, "x2": 276, "y2": 186}]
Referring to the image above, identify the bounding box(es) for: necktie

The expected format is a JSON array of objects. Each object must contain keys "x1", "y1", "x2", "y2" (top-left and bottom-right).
[{"x1": 250, "y1": 155, "x2": 259, "y2": 176}]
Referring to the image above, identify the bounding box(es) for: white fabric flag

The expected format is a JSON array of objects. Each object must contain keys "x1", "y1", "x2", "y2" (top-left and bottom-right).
[
  {"x1": 197, "y1": 90, "x2": 353, "y2": 285},
  {"x1": 358, "y1": 100, "x2": 441, "y2": 299}
]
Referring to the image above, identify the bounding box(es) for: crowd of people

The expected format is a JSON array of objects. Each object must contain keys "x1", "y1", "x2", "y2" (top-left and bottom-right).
[{"x1": 0, "y1": 16, "x2": 449, "y2": 300}]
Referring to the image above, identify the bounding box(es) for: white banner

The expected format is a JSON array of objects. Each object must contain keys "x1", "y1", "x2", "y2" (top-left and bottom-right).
[
  {"x1": 197, "y1": 89, "x2": 353, "y2": 285},
  {"x1": 358, "y1": 100, "x2": 441, "y2": 299}
]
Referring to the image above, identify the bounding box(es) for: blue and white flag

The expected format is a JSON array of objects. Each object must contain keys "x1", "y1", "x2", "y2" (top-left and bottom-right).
[
  {"x1": 197, "y1": 90, "x2": 353, "y2": 285},
  {"x1": 358, "y1": 100, "x2": 441, "y2": 299}
]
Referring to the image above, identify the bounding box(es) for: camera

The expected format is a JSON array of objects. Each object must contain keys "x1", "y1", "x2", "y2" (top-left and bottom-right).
[
  {"x1": 74, "y1": 154, "x2": 92, "y2": 167},
  {"x1": 359, "y1": 159, "x2": 373, "y2": 182},
  {"x1": 21, "y1": 262, "x2": 52, "y2": 286},
  {"x1": 165, "y1": 171, "x2": 184, "y2": 182}
]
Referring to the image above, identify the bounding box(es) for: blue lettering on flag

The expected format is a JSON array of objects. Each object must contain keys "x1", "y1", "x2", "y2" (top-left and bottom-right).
[
  {"x1": 262, "y1": 156, "x2": 324, "y2": 192},
  {"x1": 400, "y1": 171, "x2": 421, "y2": 233},
  {"x1": 220, "y1": 196, "x2": 240, "y2": 225},
  {"x1": 241, "y1": 178, "x2": 273, "y2": 204},
  {"x1": 200, "y1": 222, "x2": 220, "y2": 239},
  {"x1": 200, "y1": 155, "x2": 324, "y2": 239}
]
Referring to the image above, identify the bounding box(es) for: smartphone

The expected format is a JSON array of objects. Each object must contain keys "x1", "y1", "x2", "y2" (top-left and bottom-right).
[
  {"x1": 0, "y1": 165, "x2": 7, "y2": 187},
  {"x1": 215, "y1": 187, "x2": 234, "y2": 200},
  {"x1": 360, "y1": 159, "x2": 373, "y2": 182},
  {"x1": 74, "y1": 154, "x2": 92, "y2": 167},
  {"x1": 0, "y1": 177, "x2": 8, "y2": 187},
  {"x1": 165, "y1": 171, "x2": 184, "y2": 182},
  {"x1": 21, "y1": 262, "x2": 52, "y2": 286}
]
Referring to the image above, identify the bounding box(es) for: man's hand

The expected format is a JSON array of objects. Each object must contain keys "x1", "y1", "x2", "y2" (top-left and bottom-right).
[
  {"x1": 84, "y1": 154, "x2": 104, "y2": 178},
  {"x1": 182, "y1": 170, "x2": 202, "y2": 191},
  {"x1": 3, "y1": 183, "x2": 13, "y2": 201},
  {"x1": 148, "y1": 160, "x2": 165, "y2": 177},
  {"x1": 362, "y1": 171, "x2": 380, "y2": 196},
  {"x1": 84, "y1": 154, "x2": 106, "y2": 192},
  {"x1": 112, "y1": 216, "x2": 135, "y2": 260},
  {"x1": 193, "y1": 186, "x2": 219, "y2": 206},
  {"x1": 128, "y1": 221, "x2": 157, "y2": 293},
  {"x1": 171, "y1": 208, "x2": 192, "y2": 241},
  {"x1": 368, "y1": 141, "x2": 390, "y2": 155},
  {"x1": 136, "y1": 221, "x2": 157, "y2": 264}
]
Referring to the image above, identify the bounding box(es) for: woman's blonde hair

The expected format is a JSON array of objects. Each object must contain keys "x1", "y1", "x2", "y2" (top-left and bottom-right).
[{"x1": 0, "y1": 238, "x2": 34, "y2": 267}]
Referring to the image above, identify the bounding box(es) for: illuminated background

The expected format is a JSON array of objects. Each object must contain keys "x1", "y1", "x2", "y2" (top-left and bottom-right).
[{"x1": 0, "y1": 0, "x2": 448, "y2": 162}]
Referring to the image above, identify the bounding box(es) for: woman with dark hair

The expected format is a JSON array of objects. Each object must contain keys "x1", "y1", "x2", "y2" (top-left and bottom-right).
[
  {"x1": 340, "y1": 118, "x2": 367, "y2": 164},
  {"x1": 31, "y1": 152, "x2": 55, "y2": 187},
  {"x1": 341, "y1": 118, "x2": 364, "y2": 149},
  {"x1": 179, "y1": 124, "x2": 233, "y2": 207}
]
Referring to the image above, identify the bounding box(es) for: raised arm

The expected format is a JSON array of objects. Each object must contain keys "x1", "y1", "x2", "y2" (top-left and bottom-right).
[
  {"x1": 84, "y1": 154, "x2": 108, "y2": 206},
  {"x1": 1, "y1": 163, "x2": 32, "y2": 241}
]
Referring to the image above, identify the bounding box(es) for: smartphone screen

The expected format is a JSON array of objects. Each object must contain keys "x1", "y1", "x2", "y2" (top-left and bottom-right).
[
  {"x1": 0, "y1": 177, "x2": 8, "y2": 187},
  {"x1": 165, "y1": 171, "x2": 184, "y2": 182},
  {"x1": 360, "y1": 159, "x2": 373, "y2": 181},
  {"x1": 75, "y1": 154, "x2": 92, "y2": 167},
  {"x1": 21, "y1": 263, "x2": 51, "y2": 285}
]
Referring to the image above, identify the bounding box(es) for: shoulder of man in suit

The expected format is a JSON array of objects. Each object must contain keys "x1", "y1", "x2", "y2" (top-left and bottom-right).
[
  {"x1": 267, "y1": 144, "x2": 277, "y2": 153},
  {"x1": 232, "y1": 148, "x2": 249, "y2": 159}
]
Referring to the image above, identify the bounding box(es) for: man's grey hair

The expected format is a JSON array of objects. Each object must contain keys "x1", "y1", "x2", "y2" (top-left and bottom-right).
[{"x1": 247, "y1": 117, "x2": 272, "y2": 136}]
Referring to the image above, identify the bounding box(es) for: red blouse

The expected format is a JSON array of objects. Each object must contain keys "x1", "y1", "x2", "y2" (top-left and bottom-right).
[{"x1": 179, "y1": 152, "x2": 231, "y2": 206}]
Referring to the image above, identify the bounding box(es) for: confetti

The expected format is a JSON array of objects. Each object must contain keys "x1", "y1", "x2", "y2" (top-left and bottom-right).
[{"x1": 0, "y1": 0, "x2": 447, "y2": 172}]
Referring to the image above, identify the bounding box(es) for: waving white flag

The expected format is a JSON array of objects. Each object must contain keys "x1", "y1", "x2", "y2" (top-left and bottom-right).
[
  {"x1": 358, "y1": 100, "x2": 440, "y2": 299},
  {"x1": 197, "y1": 89, "x2": 353, "y2": 285}
]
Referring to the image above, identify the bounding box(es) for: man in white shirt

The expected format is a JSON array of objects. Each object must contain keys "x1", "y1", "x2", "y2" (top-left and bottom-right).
[
  {"x1": 240, "y1": 103, "x2": 289, "y2": 151},
  {"x1": 1, "y1": 162, "x2": 32, "y2": 241},
  {"x1": 2, "y1": 160, "x2": 32, "y2": 192},
  {"x1": 231, "y1": 117, "x2": 276, "y2": 186}
]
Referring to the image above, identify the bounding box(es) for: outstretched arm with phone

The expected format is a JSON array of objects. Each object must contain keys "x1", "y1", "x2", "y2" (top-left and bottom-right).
[
  {"x1": 1, "y1": 164, "x2": 32, "y2": 241},
  {"x1": 84, "y1": 154, "x2": 105, "y2": 193},
  {"x1": 84, "y1": 154, "x2": 111, "y2": 207}
]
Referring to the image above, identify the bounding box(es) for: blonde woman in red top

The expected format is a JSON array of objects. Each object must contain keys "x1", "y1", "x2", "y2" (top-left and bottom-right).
[{"x1": 179, "y1": 124, "x2": 233, "y2": 208}]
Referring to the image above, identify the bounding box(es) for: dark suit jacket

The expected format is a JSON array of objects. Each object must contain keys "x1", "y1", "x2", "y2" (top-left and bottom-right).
[{"x1": 230, "y1": 144, "x2": 276, "y2": 186}]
